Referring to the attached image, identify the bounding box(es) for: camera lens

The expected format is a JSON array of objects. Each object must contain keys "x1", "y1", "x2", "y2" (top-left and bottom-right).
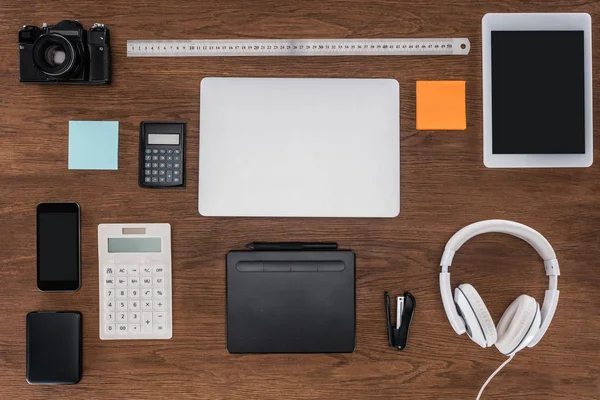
[
  {"x1": 44, "y1": 44, "x2": 67, "y2": 67},
  {"x1": 32, "y1": 34, "x2": 77, "y2": 78}
]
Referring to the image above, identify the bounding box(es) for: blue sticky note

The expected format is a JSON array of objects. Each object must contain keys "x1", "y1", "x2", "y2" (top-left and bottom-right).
[{"x1": 68, "y1": 121, "x2": 119, "y2": 170}]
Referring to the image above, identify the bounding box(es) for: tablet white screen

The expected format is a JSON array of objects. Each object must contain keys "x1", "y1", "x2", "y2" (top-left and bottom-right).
[{"x1": 491, "y1": 31, "x2": 585, "y2": 154}]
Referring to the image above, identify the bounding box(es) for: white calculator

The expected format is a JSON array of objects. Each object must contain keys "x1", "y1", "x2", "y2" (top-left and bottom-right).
[{"x1": 98, "y1": 223, "x2": 172, "y2": 340}]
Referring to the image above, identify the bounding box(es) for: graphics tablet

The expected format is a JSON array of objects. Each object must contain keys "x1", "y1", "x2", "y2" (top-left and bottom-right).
[
  {"x1": 482, "y1": 13, "x2": 592, "y2": 168},
  {"x1": 226, "y1": 250, "x2": 355, "y2": 353}
]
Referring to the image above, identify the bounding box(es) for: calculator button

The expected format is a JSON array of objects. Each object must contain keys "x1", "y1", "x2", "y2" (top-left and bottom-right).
[
  {"x1": 117, "y1": 324, "x2": 128, "y2": 334},
  {"x1": 159, "y1": 163, "x2": 166, "y2": 168},
  {"x1": 117, "y1": 301, "x2": 127, "y2": 311},
  {"x1": 154, "y1": 323, "x2": 166, "y2": 334},
  {"x1": 167, "y1": 149, "x2": 174, "y2": 154},
  {"x1": 129, "y1": 277, "x2": 139, "y2": 287},
  {"x1": 116, "y1": 277, "x2": 128, "y2": 287},
  {"x1": 175, "y1": 149, "x2": 180, "y2": 154},
  {"x1": 117, "y1": 289, "x2": 127, "y2": 299},
  {"x1": 145, "y1": 155, "x2": 152, "y2": 161},
  {"x1": 142, "y1": 300, "x2": 153, "y2": 310},
  {"x1": 145, "y1": 149, "x2": 152, "y2": 154},
  {"x1": 130, "y1": 324, "x2": 140, "y2": 333},
  {"x1": 173, "y1": 163, "x2": 180, "y2": 169},
  {"x1": 142, "y1": 277, "x2": 153, "y2": 286},
  {"x1": 160, "y1": 149, "x2": 166, "y2": 154},
  {"x1": 145, "y1": 177, "x2": 152, "y2": 183},
  {"x1": 117, "y1": 267, "x2": 127, "y2": 275},
  {"x1": 104, "y1": 277, "x2": 115, "y2": 288},
  {"x1": 174, "y1": 177, "x2": 180, "y2": 183},
  {"x1": 154, "y1": 288, "x2": 165, "y2": 298},
  {"x1": 152, "y1": 177, "x2": 158, "y2": 183},
  {"x1": 154, "y1": 277, "x2": 165, "y2": 287},
  {"x1": 152, "y1": 149, "x2": 159, "y2": 154},
  {"x1": 142, "y1": 267, "x2": 152, "y2": 275},
  {"x1": 174, "y1": 155, "x2": 181, "y2": 161},
  {"x1": 129, "y1": 288, "x2": 139, "y2": 298},
  {"x1": 154, "y1": 301, "x2": 165, "y2": 311},
  {"x1": 129, "y1": 300, "x2": 140, "y2": 310},
  {"x1": 105, "y1": 300, "x2": 115, "y2": 311},
  {"x1": 166, "y1": 163, "x2": 173, "y2": 169},
  {"x1": 142, "y1": 312, "x2": 153, "y2": 332},
  {"x1": 154, "y1": 266, "x2": 165, "y2": 275},
  {"x1": 166, "y1": 176, "x2": 173, "y2": 183},
  {"x1": 129, "y1": 312, "x2": 140, "y2": 323},
  {"x1": 105, "y1": 324, "x2": 116, "y2": 334},
  {"x1": 105, "y1": 289, "x2": 115, "y2": 299},
  {"x1": 152, "y1": 170, "x2": 158, "y2": 175},
  {"x1": 159, "y1": 156, "x2": 166, "y2": 161},
  {"x1": 154, "y1": 312, "x2": 166, "y2": 323},
  {"x1": 166, "y1": 156, "x2": 173, "y2": 161},
  {"x1": 159, "y1": 177, "x2": 166, "y2": 183},
  {"x1": 118, "y1": 312, "x2": 127, "y2": 322},
  {"x1": 152, "y1": 155, "x2": 159, "y2": 161},
  {"x1": 145, "y1": 162, "x2": 151, "y2": 168},
  {"x1": 104, "y1": 266, "x2": 114, "y2": 275},
  {"x1": 145, "y1": 169, "x2": 152, "y2": 176},
  {"x1": 105, "y1": 312, "x2": 115, "y2": 322},
  {"x1": 130, "y1": 267, "x2": 139, "y2": 275},
  {"x1": 159, "y1": 170, "x2": 165, "y2": 176},
  {"x1": 142, "y1": 289, "x2": 153, "y2": 299},
  {"x1": 152, "y1": 162, "x2": 158, "y2": 168}
]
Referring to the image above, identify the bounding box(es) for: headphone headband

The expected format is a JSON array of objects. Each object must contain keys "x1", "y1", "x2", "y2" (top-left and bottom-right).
[{"x1": 440, "y1": 220, "x2": 560, "y2": 347}]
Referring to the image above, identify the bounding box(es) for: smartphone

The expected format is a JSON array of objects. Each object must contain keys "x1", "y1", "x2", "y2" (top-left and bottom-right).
[{"x1": 36, "y1": 202, "x2": 81, "y2": 291}]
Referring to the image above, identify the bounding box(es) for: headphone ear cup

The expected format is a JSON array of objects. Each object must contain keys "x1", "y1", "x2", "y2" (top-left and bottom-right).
[
  {"x1": 454, "y1": 284, "x2": 498, "y2": 348},
  {"x1": 495, "y1": 295, "x2": 541, "y2": 356}
]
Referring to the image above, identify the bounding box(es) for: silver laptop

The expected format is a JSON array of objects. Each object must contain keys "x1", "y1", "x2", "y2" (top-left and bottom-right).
[{"x1": 199, "y1": 77, "x2": 400, "y2": 217}]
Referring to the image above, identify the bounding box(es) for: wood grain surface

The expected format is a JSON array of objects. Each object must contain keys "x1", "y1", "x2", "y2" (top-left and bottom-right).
[{"x1": 1, "y1": 1, "x2": 599, "y2": 399}]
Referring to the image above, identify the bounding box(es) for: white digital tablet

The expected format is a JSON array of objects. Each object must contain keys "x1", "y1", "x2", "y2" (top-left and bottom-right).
[{"x1": 482, "y1": 13, "x2": 592, "y2": 168}]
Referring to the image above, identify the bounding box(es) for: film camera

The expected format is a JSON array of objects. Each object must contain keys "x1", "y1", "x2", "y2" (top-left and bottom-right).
[{"x1": 19, "y1": 20, "x2": 110, "y2": 84}]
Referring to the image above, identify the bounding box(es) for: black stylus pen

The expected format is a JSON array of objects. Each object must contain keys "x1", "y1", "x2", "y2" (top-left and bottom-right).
[{"x1": 245, "y1": 242, "x2": 338, "y2": 251}]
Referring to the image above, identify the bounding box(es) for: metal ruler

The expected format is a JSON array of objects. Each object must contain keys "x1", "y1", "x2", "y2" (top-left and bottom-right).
[{"x1": 127, "y1": 38, "x2": 470, "y2": 57}]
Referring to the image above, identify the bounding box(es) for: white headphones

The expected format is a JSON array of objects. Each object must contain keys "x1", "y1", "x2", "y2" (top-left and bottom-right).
[{"x1": 439, "y1": 220, "x2": 560, "y2": 356}]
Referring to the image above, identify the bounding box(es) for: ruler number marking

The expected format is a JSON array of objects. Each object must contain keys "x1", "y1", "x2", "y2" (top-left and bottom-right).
[{"x1": 129, "y1": 39, "x2": 468, "y2": 56}]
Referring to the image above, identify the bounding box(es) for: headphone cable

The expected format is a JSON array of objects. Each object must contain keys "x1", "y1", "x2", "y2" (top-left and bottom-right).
[{"x1": 476, "y1": 355, "x2": 515, "y2": 400}]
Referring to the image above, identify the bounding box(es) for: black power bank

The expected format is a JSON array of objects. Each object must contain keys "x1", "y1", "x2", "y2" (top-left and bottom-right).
[
  {"x1": 226, "y1": 250, "x2": 355, "y2": 353},
  {"x1": 26, "y1": 311, "x2": 82, "y2": 384}
]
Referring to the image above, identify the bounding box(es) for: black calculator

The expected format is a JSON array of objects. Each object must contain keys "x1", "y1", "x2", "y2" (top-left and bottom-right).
[{"x1": 139, "y1": 121, "x2": 186, "y2": 188}]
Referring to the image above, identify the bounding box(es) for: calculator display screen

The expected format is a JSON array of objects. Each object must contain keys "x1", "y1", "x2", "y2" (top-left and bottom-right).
[
  {"x1": 108, "y1": 238, "x2": 162, "y2": 253},
  {"x1": 148, "y1": 134, "x2": 180, "y2": 145}
]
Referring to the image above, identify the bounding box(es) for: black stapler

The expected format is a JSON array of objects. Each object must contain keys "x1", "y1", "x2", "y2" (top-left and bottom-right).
[{"x1": 384, "y1": 291, "x2": 416, "y2": 350}]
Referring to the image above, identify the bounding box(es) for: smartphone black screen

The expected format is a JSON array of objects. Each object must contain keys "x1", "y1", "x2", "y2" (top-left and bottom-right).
[{"x1": 37, "y1": 203, "x2": 80, "y2": 291}]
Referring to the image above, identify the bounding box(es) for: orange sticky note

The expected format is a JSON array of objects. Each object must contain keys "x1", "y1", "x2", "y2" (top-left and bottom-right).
[{"x1": 416, "y1": 81, "x2": 466, "y2": 130}]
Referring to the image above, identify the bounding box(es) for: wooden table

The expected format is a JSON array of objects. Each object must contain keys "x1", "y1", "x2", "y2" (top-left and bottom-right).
[{"x1": 1, "y1": 1, "x2": 599, "y2": 399}]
